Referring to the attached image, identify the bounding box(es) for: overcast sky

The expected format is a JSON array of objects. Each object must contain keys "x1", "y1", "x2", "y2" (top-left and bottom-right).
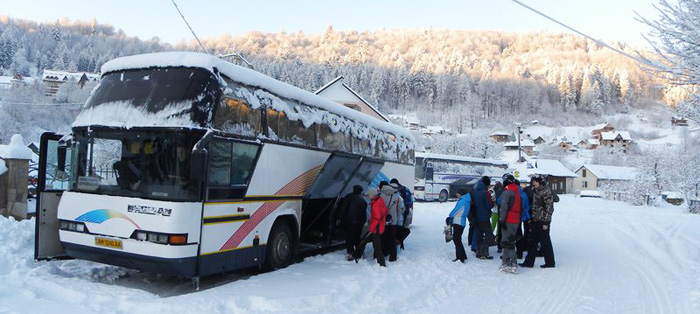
[{"x1": 4, "y1": 0, "x2": 661, "y2": 47}]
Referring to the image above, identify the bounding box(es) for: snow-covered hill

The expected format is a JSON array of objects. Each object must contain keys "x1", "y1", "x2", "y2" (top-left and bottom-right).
[{"x1": 1, "y1": 196, "x2": 699, "y2": 313}]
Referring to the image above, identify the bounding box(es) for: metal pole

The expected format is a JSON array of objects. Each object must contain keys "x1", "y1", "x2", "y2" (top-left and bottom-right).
[{"x1": 517, "y1": 124, "x2": 522, "y2": 162}]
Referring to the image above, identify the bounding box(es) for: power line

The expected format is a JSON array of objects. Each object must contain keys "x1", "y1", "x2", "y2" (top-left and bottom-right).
[
  {"x1": 507, "y1": 0, "x2": 650, "y2": 66},
  {"x1": 170, "y1": 0, "x2": 209, "y2": 54}
]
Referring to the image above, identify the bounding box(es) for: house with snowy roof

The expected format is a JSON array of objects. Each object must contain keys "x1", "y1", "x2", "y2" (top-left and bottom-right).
[
  {"x1": 533, "y1": 136, "x2": 546, "y2": 145},
  {"x1": 41, "y1": 70, "x2": 100, "y2": 98},
  {"x1": 489, "y1": 131, "x2": 510, "y2": 143},
  {"x1": 530, "y1": 159, "x2": 578, "y2": 194},
  {"x1": 587, "y1": 138, "x2": 600, "y2": 149},
  {"x1": 591, "y1": 122, "x2": 615, "y2": 136},
  {"x1": 315, "y1": 75, "x2": 389, "y2": 122},
  {"x1": 598, "y1": 131, "x2": 633, "y2": 152},
  {"x1": 671, "y1": 116, "x2": 688, "y2": 126},
  {"x1": 573, "y1": 164, "x2": 638, "y2": 193},
  {"x1": 503, "y1": 139, "x2": 535, "y2": 155}
]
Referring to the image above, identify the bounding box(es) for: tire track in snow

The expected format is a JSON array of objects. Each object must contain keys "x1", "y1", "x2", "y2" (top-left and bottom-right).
[{"x1": 610, "y1": 220, "x2": 677, "y2": 314}]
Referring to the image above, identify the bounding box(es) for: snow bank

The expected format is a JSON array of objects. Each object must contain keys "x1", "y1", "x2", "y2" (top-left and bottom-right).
[
  {"x1": 0, "y1": 134, "x2": 33, "y2": 160},
  {"x1": 2, "y1": 196, "x2": 700, "y2": 313}
]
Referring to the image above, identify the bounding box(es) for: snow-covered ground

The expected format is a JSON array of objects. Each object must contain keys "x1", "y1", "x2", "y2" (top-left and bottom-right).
[{"x1": 1, "y1": 196, "x2": 699, "y2": 313}]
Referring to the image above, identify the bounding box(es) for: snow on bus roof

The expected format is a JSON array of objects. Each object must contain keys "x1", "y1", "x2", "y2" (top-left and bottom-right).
[
  {"x1": 416, "y1": 152, "x2": 508, "y2": 167},
  {"x1": 101, "y1": 52, "x2": 413, "y2": 141}
]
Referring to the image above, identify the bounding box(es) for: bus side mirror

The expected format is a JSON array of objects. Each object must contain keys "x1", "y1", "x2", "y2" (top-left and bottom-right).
[
  {"x1": 426, "y1": 167, "x2": 434, "y2": 181},
  {"x1": 57, "y1": 146, "x2": 67, "y2": 172},
  {"x1": 190, "y1": 148, "x2": 208, "y2": 181}
]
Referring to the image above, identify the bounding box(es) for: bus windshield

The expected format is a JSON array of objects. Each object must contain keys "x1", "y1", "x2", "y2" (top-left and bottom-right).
[
  {"x1": 85, "y1": 67, "x2": 221, "y2": 126},
  {"x1": 69, "y1": 128, "x2": 206, "y2": 202}
]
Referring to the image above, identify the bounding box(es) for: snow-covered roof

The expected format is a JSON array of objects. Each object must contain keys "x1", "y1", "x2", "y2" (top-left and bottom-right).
[
  {"x1": 530, "y1": 159, "x2": 578, "y2": 178},
  {"x1": 503, "y1": 140, "x2": 535, "y2": 147},
  {"x1": 416, "y1": 152, "x2": 508, "y2": 167},
  {"x1": 587, "y1": 138, "x2": 600, "y2": 145},
  {"x1": 662, "y1": 191, "x2": 683, "y2": 199},
  {"x1": 97, "y1": 52, "x2": 413, "y2": 141},
  {"x1": 592, "y1": 122, "x2": 613, "y2": 130},
  {"x1": 42, "y1": 70, "x2": 99, "y2": 82},
  {"x1": 578, "y1": 164, "x2": 637, "y2": 181},
  {"x1": 422, "y1": 126, "x2": 446, "y2": 134},
  {"x1": 600, "y1": 131, "x2": 632, "y2": 141},
  {"x1": 0, "y1": 76, "x2": 12, "y2": 84},
  {"x1": 0, "y1": 134, "x2": 33, "y2": 160},
  {"x1": 490, "y1": 131, "x2": 510, "y2": 136}
]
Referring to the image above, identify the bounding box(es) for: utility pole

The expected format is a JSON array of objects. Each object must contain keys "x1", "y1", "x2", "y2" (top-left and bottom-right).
[{"x1": 516, "y1": 123, "x2": 522, "y2": 162}]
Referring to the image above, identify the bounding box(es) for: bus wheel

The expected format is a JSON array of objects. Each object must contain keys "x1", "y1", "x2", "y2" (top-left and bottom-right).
[
  {"x1": 264, "y1": 222, "x2": 294, "y2": 271},
  {"x1": 438, "y1": 190, "x2": 448, "y2": 203}
]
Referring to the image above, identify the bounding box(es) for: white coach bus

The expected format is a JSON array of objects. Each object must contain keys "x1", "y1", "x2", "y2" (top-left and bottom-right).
[
  {"x1": 414, "y1": 152, "x2": 507, "y2": 202},
  {"x1": 34, "y1": 52, "x2": 415, "y2": 280}
]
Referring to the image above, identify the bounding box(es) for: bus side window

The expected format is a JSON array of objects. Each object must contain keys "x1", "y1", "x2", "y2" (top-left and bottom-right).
[
  {"x1": 277, "y1": 108, "x2": 315, "y2": 146},
  {"x1": 207, "y1": 138, "x2": 260, "y2": 200},
  {"x1": 214, "y1": 97, "x2": 262, "y2": 136},
  {"x1": 318, "y1": 124, "x2": 350, "y2": 152}
]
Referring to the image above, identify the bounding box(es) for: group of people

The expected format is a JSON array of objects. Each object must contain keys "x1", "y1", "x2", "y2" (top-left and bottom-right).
[
  {"x1": 337, "y1": 179, "x2": 413, "y2": 267},
  {"x1": 447, "y1": 173, "x2": 558, "y2": 274}
]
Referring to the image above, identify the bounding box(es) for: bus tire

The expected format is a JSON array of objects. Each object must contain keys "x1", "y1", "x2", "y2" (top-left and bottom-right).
[
  {"x1": 263, "y1": 221, "x2": 294, "y2": 271},
  {"x1": 438, "y1": 190, "x2": 448, "y2": 203}
]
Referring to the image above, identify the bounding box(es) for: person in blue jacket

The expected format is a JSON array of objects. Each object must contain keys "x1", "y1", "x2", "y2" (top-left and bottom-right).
[
  {"x1": 446, "y1": 188, "x2": 471, "y2": 263},
  {"x1": 516, "y1": 182, "x2": 531, "y2": 259}
]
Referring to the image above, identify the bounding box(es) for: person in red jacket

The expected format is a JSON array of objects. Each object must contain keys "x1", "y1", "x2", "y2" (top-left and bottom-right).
[
  {"x1": 499, "y1": 174, "x2": 522, "y2": 274},
  {"x1": 353, "y1": 188, "x2": 387, "y2": 267}
]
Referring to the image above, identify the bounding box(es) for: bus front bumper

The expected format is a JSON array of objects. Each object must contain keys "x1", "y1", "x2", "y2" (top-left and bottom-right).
[{"x1": 62, "y1": 242, "x2": 198, "y2": 278}]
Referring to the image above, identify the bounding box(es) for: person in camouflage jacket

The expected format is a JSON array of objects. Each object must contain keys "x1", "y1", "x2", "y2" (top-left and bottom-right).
[{"x1": 519, "y1": 176, "x2": 556, "y2": 268}]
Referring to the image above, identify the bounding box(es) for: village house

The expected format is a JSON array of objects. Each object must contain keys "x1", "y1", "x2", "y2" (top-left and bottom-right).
[
  {"x1": 587, "y1": 138, "x2": 600, "y2": 149},
  {"x1": 558, "y1": 140, "x2": 572, "y2": 150},
  {"x1": 489, "y1": 131, "x2": 510, "y2": 143},
  {"x1": 503, "y1": 139, "x2": 535, "y2": 156},
  {"x1": 508, "y1": 158, "x2": 577, "y2": 194},
  {"x1": 671, "y1": 116, "x2": 688, "y2": 126},
  {"x1": 42, "y1": 70, "x2": 99, "y2": 97},
  {"x1": 591, "y1": 122, "x2": 615, "y2": 136},
  {"x1": 533, "y1": 136, "x2": 546, "y2": 145},
  {"x1": 315, "y1": 75, "x2": 389, "y2": 122},
  {"x1": 599, "y1": 131, "x2": 633, "y2": 152},
  {"x1": 576, "y1": 140, "x2": 587, "y2": 149},
  {"x1": 573, "y1": 164, "x2": 637, "y2": 193}
]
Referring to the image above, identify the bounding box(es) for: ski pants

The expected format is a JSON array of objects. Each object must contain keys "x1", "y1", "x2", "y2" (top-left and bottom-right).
[
  {"x1": 345, "y1": 222, "x2": 364, "y2": 255},
  {"x1": 516, "y1": 220, "x2": 531, "y2": 258},
  {"x1": 523, "y1": 221, "x2": 555, "y2": 267},
  {"x1": 382, "y1": 225, "x2": 398, "y2": 261},
  {"x1": 452, "y1": 224, "x2": 467, "y2": 262},
  {"x1": 355, "y1": 232, "x2": 386, "y2": 267},
  {"x1": 500, "y1": 222, "x2": 519, "y2": 268},
  {"x1": 475, "y1": 220, "x2": 495, "y2": 257}
]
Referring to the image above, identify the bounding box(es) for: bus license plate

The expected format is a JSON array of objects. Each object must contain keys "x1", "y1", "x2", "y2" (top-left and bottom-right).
[{"x1": 95, "y1": 237, "x2": 123, "y2": 249}]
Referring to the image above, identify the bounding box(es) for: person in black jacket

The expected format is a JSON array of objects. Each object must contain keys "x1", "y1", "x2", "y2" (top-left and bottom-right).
[
  {"x1": 338, "y1": 185, "x2": 368, "y2": 261},
  {"x1": 472, "y1": 176, "x2": 495, "y2": 259}
]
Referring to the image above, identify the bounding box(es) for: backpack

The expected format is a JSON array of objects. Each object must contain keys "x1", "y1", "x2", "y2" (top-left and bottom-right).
[{"x1": 399, "y1": 186, "x2": 413, "y2": 209}]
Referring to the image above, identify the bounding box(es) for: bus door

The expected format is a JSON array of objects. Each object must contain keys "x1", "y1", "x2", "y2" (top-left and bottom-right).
[
  {"x1": 35, "y1": 132, "x2": 73, "y2": 261},
  {"x1": 301, "y1": 152, "x2": 384, "y2": 247}
]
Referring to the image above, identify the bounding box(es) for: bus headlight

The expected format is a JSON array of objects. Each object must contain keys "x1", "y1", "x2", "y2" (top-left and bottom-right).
[
  {"x1": 58, "y1": 220, "x2": 89, "y2": 233},
  {"x1": 131, "y1": 230, "x2": 188, "y2": 245}
]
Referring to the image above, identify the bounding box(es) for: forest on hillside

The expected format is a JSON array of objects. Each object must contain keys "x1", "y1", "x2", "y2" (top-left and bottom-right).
[{"x1": 0, "y1": 16, "x2": 674, "y2": 132}]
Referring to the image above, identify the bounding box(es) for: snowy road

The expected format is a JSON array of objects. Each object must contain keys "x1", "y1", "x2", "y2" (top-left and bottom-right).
[{"x1": 1, "y1": 195, "x2": 699, "y2": 313}]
